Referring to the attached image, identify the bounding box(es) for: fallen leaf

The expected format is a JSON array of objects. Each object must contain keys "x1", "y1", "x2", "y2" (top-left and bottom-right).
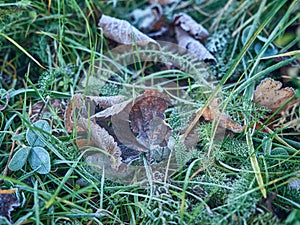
[
  {"x1": 65, "y1": 94, "x2": 86, "y2": 133},
  {"x1": 129, "y1": 89, "x2": 171, "y2": 149},
  {"x1": 0, "y1": 189, "x2": 20, "y2": 223},
  {"x1": 254, "y1": 78, "x2": 295, "y2": 113},
  {"x1": 78, "y1": 117, "x2": 123, "y2": 170},
  {"x1": 202, "y1": 98, "x2": 244, "y2": 133},
  {"x1": 175, "y1": 27, "x2": 216, "y2": 62},
  {"x1": 98, "y1": 14, "x2": 160, "y2": 47},
  {"x1": 173, "y1": 13, "x2": 209, "y2": 42},
  {"x1": 129, "y1": 4, "x2": 163, "y2": 32},
  {"x1": 65, "y1": 90, "x2": 172, "y2": 170}
]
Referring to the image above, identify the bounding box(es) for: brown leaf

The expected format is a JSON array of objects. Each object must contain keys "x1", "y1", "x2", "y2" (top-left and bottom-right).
[
  {"x1": 86, "y1": 95, "x2": 125, "y2": 111},
  {"x1": 202, "y1": 98, "x2": 244, "y2": 133},
  {"x1": 129, "y1": 4, "x2": 163, "y2": 32},
  {"x1": 254, "y1": 78, "x2": 295, "y2": 113},
  {"x1": 78, "y1": 117, "x2": 123, "y2": 169},
  {"x1": 175, "y1": 27, "x2": 216, "y2": 62},
  {"x1": 111, "y1": 89, "x2": 172, "y2": 151},
  {"x1": 173, "y1": 13, "x2": 209, "y2": 42},
  {"x1": 0, "y1": 189, "x2": 20, "y2": 223},
  {"x1": 98, "y1": 14, "x2": 160, "y2": 47},
  {"x1": 65, "y1": 94, "x2": 86, "y2": 133}
]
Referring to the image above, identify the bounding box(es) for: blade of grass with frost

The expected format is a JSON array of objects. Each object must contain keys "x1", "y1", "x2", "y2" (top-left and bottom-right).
[
  {"x1": 44, "y1": 149, "x2": 87, "y2": 209},
  {"x1": 246, "y1": 128, "x2": 267, "y2": 198},
  {"x1": 247, "y1": 0, "x2": 299, "y2": 80},
  {"x1": 179, "y1": 158, "x2": 202, "y2": 224},
  {"x1": 0, "y1": 33, "x2": 45, "y2": 69}
]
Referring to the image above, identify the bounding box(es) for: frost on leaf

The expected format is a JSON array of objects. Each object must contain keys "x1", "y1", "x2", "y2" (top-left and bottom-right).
[
  {"x1": 254, "y1": 78, "x2": 299, "y2": 130},
  {"x1": 254, "y1": 78, "x2": 295, "y2": 113},
  {"x1": 78, "y1": 117, "x2": 123, "y2": 170},
  {"x1": 202, "y1": 98, "x2": 244, "y2": 133},
  {"x1": 65, "y1": 90, "x2": 172, "y2": 173},
  {"x1": 173, "y1": 13, "x2": 209, "y2": 42},
  {"x1": 98, "y1": 14, "x2": 160, "y2": 47},
  {"x1": 129, "y1": 4, "x2": 163, "y2": 32},
  {"x1": 175, "y1": 27, "x2": 216, "y2": 62}
]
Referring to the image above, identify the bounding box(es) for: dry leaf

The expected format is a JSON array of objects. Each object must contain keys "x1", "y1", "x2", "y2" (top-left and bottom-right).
[
  {"x1": 110, "y1": 89, "x2": 172, "y2": 151},
  {"x1": 0, "y1": 189, "x2": 20, "y2": 223},
  {"x1": 65, "y1": 90, "x2": 172, "y2": 172},
  {"x1": 175, "y1": 27, "x2": 216, "y2": 62},
  {"x1": 65, "y1": 94, "x2": 86, "y2": 133},
  {"x1": 254, "y1": 78, "x2": 295, "y2": 113},
  {"x1": 129, "y1": 4, "x2": 163, "y2": 32},
  {"x1": 129, "y1": 89, "x2": 171, "y2": 149},
  {"x1": 98, "y1": 14, "x2": 160, "y2": 47},
  {"x1": 173, "y1": 13, "x2": 209, "y2": 42},
  {"x1": 202, "y1": 98, "x2": 244, "y2": 133},
  {"x1": 65, "y1": 94, "x2": 125, "y2": 133},
  {"x1": 86, "y1": 95, "x2": 125, "y2": 110},
  {"x1": 78, "y1": 117, "x2": 123, "y2": 169}
]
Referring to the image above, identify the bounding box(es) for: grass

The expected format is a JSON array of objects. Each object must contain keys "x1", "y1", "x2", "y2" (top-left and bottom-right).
[{"x1": 0, "y1": 0, "x2": 300, "y2": 224}]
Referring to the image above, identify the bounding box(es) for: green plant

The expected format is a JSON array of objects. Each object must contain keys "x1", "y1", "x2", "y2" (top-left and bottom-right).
[{"x1": 8, "y1": 120, "x2": 51, "y2": 174}]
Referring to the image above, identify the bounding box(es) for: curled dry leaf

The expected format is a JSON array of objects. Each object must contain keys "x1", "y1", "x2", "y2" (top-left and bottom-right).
[
  {"x1": 129, "y1": 89, "x2": 171, "y2": 149},
  {"x1": 78, "y1": 117, "x2": 123, "y2": 170},
  {"x1": 254, "y1": 78, "x2": 295, "y2": 113},
  {"x1": 173, "y1": 13, "x2": 209, "y2": 42},
  {"x1": 254, "y1": 78, "x2": 300, "y2": 130},
  {"x1": 0, "y1": 189, "x2": 20, "y2": 223},
  {"x1": 182, "y1": 98, "x2": 244, "y2": 150},
  {"x1": 129, "y1": 4, "x2": 163, "y2": 32},
  {"x1": 98, "y1": 14, "x2": 160, "y2": 47},
  {"x1": 65, "y1": 90, "x2": 172, "y2": 173},
  {"x1": 202, "y1": 98, "x2": 244, "y2": 133},
  {"x1": 175, "y1": 27, "x2": 216, "y2": 62},
  {"x1": 65, "y1": 94, "x2": 125, "y2": 133}
]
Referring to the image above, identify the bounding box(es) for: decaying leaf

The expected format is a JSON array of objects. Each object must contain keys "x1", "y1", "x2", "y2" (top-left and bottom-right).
[
  {"x1": 175, "y1": 27, "x2": 216, "y2": 62},
  {"x1": 129, "y1": 89, "x2": 171, "y2": 149},
  {"x1": 65, "y1": 90, "x2": 172, "y2": 172},
  {"x1": 78, "y1": 117, "x2": 123, "y2": 170},
  {"x1": 0, "y1": 189, "x2": 20, "y2": 223},
  {"x1": 129, "y1": 4, "x2": 163, "y2": 32},
  {"x1": 173, "y1": 13, "x2": 209, "y2": 42},
  {"x1": 202, "y1": 98, "x2": 244, "y2": 133},
  {"x1": 254, "y1": 78, "x2": 295, "y2": 113},
  {"x1": 65, "y1": 94, "x2": 125, "y2": 133},
  {"x1": 65, "y1": 94, "x2": 86, "y2": 133},
  {"x1": 254, "y1": 78, "x2": 300, "y2": 130},
  {"x1": 98, "y1": 14, "x2": 160, "y2": 47}
]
